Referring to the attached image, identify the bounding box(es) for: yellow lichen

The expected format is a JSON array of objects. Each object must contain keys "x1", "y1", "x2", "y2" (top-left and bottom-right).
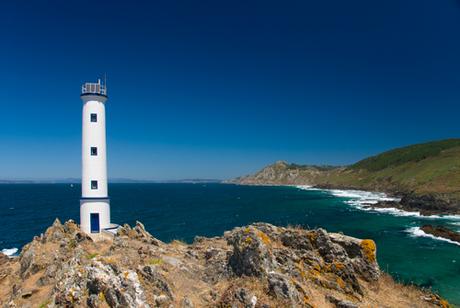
[
  {"x1": 336, "y1": 277, "x2": 346, "y2": 289},
  {"x1": 148, "y1": 258, "x2": 163, "y2": 265},
  {"x1": 333, "y1": 261, "x2": 345, "y2": 271},
  {"x1": 244, "y1": 236, "x2": 253, "y2": 246},
  {"x1": 360, "y1": 239, "x2": 376, "y2": 262},
  {"x1": 296, "y1": 261, "x2": 307, "y2": 279},
  {"x1": 440, "y1": 299, "x2": 451, "y2": 308},
  {"x1": 98, "y1": 292, "x2": 106, "y2": 302},
  {"x1": 256, "y1": 230, "x2": 271, "y2": 245},
  {"x1": 306, "y1": 231, "x2": 317, "y2": 243}
]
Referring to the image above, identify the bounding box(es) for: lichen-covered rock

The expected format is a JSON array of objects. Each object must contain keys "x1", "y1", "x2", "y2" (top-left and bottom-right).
[
  {"x1": 86, "y1": 261, "x2": 150, "y2": 308},
  {"x1": 0, "y1": 252, "x2": 9, "y2": 266},
  {"x1": 43, "y1": 218, "x2": 65, "y2": 243},
  {"x1": 0, "y1": 220, "x2": 448, "y2": 308},
  {"x1": 267, "y1": 272, "x2": 300, "y2": 303},
  {"x1": 139, "y1": 265, "x2": 174, "y2": 300},
  {"x1": 19, "y1": 239, "x2": 45, "y2": 279},
  {"x1": 326, "y1": 294, "x2": 359, "y2": 308},
  {"x1": 226, "y1": 226, "x2": 277, "y2": 277}
]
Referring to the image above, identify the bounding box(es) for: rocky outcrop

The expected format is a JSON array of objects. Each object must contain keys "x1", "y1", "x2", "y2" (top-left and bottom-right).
[
  {"x1": 0, "y1": 220, "x2": 450, "y2": 307},
  {"x1": 421, "y1": 225, "x2": 460, "y2": 244}
]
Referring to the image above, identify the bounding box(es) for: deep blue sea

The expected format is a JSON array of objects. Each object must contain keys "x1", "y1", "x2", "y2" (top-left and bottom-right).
[{"x1": 0, "y1": 183, "x2": 459, "y2": 305}]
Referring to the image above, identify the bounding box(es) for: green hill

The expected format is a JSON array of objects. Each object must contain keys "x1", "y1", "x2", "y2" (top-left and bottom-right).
[{"x1": 232, "y1": 139, "x2": 460, "y2": 210}]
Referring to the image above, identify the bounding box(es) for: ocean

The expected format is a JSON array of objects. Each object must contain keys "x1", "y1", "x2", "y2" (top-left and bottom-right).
[{"x1": 0, "y1": 183, "x2": 459, "y2": 305}]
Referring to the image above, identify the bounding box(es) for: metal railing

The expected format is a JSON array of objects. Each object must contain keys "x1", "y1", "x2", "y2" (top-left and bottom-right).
[{"x1": 81, "y1": 80, "x2": 107, "y2": 96}]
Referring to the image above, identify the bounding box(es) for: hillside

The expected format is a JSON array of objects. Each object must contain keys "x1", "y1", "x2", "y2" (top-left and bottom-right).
[
  {"x1": 0, "y1": 219, "x2": 450, "y2": 307},
  {"x1": 230, "y1": 139, "x2": 460, "y2": 214}
]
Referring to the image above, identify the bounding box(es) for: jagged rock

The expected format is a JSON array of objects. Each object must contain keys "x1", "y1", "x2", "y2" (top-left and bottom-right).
[
  {"x1": 75, "y1": 231, "x2": 93, "y2": 243},
  {"x1": 421, "y1": 225, "x2": 460, "y2": 244},
  {"x1": 218, "y1": 286, "x2": 258, "y2": 308},
  {"x1": 267, "y1": 272, "x2": 300, "y2": 303},
  {"x1": 43, "y1": 218, "x2": 65, "y2": 243},
  {"x1": 226, "y1": 226, "x2": 277, "y2": 277},
  {"x1": 181, "y1": 296, "x2": 194, "y2": 308},
  {"x1": 312, "y1": 229, "x2": 348, "y2": 262},
  {"x1": 86, "y1": 261, "x2": 150, "y2": 308},
  {"x1": 117, "y1": 222, "x2": 162, "y2": 246},
  {"x1": 133, "y1": 221, "x2": 161, "y2": 245},
  {"x1": 0, "y1": 220, "x2": 448, "y2": 308},
  {"x1": 326, "y1": 295, "x2": 358, "y2": 308},
  {"x1": 329, "y1": 233, "x2": 380, "y2": 281},
  {"x1": 19, "y1": 240, "x2": 45, "y2": 278},
  {"x1": 139, "y1": 265, "x2": 174, "y2": 300},
  {"x1": 87, "y1": 294, "x2": 101, "y2": 308},
  {"x1": 0, "y1": 252, "x2": 9, "y2": 266},
  {"x1": 280, "y1": 229, "x2": 313, "y2": 251}
]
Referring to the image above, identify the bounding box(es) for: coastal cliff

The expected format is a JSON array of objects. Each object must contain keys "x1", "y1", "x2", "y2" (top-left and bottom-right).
[
  {"x1": 0, "y1": 219, "x2": 450, "y2": 307},
  {"x1": 229, "y1": 139, "x2": 460, "y2": 215}
]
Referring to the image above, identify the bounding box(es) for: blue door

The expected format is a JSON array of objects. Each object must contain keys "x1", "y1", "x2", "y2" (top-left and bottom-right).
[{"x1": 90, "y1": 213, "x2": 100, "y2": 233}]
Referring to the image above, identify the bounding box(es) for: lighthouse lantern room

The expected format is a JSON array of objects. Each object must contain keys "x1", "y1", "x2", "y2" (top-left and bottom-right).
[{"x1": 80, "y1": 79, "x2": 113, "y2": 235}]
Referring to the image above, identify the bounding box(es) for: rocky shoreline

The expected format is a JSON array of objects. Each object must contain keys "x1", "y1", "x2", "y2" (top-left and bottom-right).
[
  {"x1": 363, "y1": 194, "x2": 460, "y2": 217},
  {"x1": 0, "y1": 219, "x2": 451, "y2": 307},
  {"x1": 420, "y1": 225, "x2": 460, "y2": 244}
]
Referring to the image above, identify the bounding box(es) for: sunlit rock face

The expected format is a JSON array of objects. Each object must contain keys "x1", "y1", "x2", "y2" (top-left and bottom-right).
[{"x1": 0, "y1": 220, "x2": 449, "y2": 308}]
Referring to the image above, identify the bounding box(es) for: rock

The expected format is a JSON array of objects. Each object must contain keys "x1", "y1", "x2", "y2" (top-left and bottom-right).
[
  {"x1": 312, "y1": 229, "x2": 348, "y2": 262},
  {"x1": 21, "y1": 290, "x2": 33, "y2": 298},
  {"x1": 329, "y1": 233, "x2": 380, "y2": 281},
  {"x1": 19, "y1": 240, "x2": 45, "y2": 278},
  {"x1": 181, "y1": 297, "x2": 194, "y2": 308},
  {"x1": 87, "y1": 294, "x2": 101, "y2": 308},
  {"x1": 0, "y1": 220, "x2": 448, "y2": 308},
  {"x1": 267, "y1": 272, "x2": 299, "y2": 303},
  {"x1": 421, "y1": 225, "x2": 460, "y2": 244},
  {"x1": 139, "y1": 265, "x2": 174, "y2": 300},
  {"x1": 86, "y1": 261, "x2": 150, "y2": 308},
  {"x1": 280, "y1": 229, "x2": 313, "y2": 251},
  {"x1": 154, "y1": 294, "x2": 169, "y2": 306},
  {"x1": 218, "y1": 286, "x2": 258, "y2": 308},
  {"x1": 0, "y1": 252, "x2": 9, "y2": 266},
  {"x1": 400, "y1": 194, "x2": 459, "y2": 216},
  {"x1": 234, "y1": 287, "x2": 257, "y2": 308},
  {"x1": 75, "y1": 231, "x2": 93, "y2": 243},
  {"x1": 226, "y1": 226, "x2": 277, "y2": 277},
  {"x1": 43, "y1": 218, "x2": 65, "y2": 243},
  {"x1": 133, "y1": 221, "x2": 161, "y2": 246},
  {"x1": 326, "y1": 295, "x2": 358, "y2": 308}
]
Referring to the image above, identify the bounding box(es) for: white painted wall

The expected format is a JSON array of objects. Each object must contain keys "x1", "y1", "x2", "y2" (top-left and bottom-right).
[
  {"x1": 81, "y1": 95, "x2": 108, "y2": 198},
  {"x1": 80, "y1": 93, "x2": 111, "y2": 234},
  {"x1": 80, "y1": 199, "x2": 111, "y2": 233}
]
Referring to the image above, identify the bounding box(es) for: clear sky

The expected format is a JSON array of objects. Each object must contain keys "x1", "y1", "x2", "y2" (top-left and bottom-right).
[{"x1": 1, "y1": 0, "x2": 459, "y2": 180}]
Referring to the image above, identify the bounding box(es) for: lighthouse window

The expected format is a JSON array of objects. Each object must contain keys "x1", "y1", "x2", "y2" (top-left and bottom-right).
[
  {"x1": 91, "y1": 147, "x2": 98, "y2": 156},
  {"x1": 91, "y1": 181, "x2": 98, "y2": 190},
  {"x1": 90, "y1": 113, "x2": 97, "y2": 122}
]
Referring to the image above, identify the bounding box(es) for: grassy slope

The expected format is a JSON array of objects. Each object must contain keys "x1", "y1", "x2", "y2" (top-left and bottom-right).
[
  {"x1": 236, "y1": 139, "x2": 460, "y2": 203},
  {"x1": 319, "y1": 139, "x2": 460, "y2": 201}
]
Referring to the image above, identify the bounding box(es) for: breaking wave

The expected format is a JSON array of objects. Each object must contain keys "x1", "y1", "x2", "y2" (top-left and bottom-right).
[
  {"x1": 1, "y1": 247, "x2": 18, "y2": 257},
  {"x1": 406, "y1": 227, "x2": 460, "y2": 247},
  {"x1": 295, "y1": 186, "x2": 460, "y2": 220}
]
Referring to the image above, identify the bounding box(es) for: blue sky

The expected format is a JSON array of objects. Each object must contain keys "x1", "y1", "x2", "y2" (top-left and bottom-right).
[{"x1": 1, "y1": 0, "x2": 459, "y2": 180}]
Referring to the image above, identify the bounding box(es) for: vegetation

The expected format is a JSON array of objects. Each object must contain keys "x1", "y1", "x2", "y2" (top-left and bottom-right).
[
  {"x1": 235, "y1": 139, "x2": 460, "y2": 204},
  {"x1": 351, "y1": 139, "x2": 460, "y2": 172}
]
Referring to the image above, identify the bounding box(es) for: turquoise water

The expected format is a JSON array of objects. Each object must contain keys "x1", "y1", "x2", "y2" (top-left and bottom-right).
[{"x1": 0, "y1": 183, "x2": 459, "y2": 304}]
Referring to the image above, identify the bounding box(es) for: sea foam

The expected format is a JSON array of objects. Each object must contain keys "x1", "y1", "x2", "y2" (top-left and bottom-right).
[
  {"x1": 1, "y1": 248, "x2": 18, "y2": 257},
  {"x1": 295, "y1": 186, "x2": 460, "y2": 220},
  {"x1": 406, "y1": 227, "x2": 460, "y2": 247}
]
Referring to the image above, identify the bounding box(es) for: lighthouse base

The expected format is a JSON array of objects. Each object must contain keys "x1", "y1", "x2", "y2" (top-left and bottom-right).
[{"x1": 80, "y1": 198, "x2": 111, "y2": 235}]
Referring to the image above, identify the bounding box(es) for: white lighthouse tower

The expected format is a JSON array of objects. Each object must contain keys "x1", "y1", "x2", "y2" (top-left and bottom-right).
[{"x1": 80, "y1": 79, "x2": 112, "y2": 235}]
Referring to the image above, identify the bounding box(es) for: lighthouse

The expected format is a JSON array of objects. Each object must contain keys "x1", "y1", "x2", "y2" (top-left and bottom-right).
[{"x1": 80, "y1": 79, "x2": 112, "y2": 235}]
